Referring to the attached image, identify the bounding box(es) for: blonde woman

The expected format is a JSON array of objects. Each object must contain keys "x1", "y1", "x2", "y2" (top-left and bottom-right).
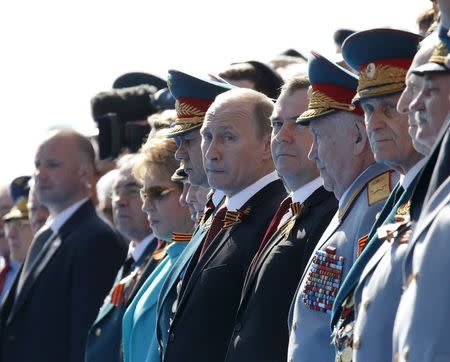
[{"x1": 122, "y1": 130, "x2": 193, "y2": 362}]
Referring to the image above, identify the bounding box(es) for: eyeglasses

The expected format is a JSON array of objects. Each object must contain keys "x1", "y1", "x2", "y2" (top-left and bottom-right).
[{"x1": 139, "y1": 186, "x2": 178, "y2": 204}]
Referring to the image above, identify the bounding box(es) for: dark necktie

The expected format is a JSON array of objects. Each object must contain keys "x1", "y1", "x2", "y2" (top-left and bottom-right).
[
  {"x1": 198, "y1": 207, "x2": 228, "y2": 260},
  {"x1": 16, "y1": 227, "x2": 53, "y2": 293},
  {"x1": 393, "y1": 185, "x2": 405, "y2": 204},
  {"x1": 246, "y1": 197, "x2": 293, "y2": 276},
  {"x1": 0, "y1": 259, "x2": 11, "y2": 294}
]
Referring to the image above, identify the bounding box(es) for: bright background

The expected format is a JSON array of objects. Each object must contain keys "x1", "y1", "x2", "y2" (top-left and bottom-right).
[{"x1": 0, "y1": 0, "x2": 429, "y2": 185}]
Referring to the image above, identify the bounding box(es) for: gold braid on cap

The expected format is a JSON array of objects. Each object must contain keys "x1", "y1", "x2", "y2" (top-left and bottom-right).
[
  {"x1": 308, "y1": 90, "x2": 356, "y2": 112},
  {"x1": 429, "y1": 42, "x2": 450, "y2": 65},
  {"x1": 300, "y1": 90, "x2": 355, "y2": 119},
  {"x1": 175, "y1": 102, "x2": 206, "y2": 125},
  {"x1": 358, "y1": 64, "x2": 406, "y2": 94}
]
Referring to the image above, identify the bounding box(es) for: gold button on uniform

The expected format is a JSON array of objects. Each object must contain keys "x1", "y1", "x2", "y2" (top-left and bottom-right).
[
  {"x1": 393, "y1": 352, "x2": 400, "y2": 362},
  {"x1": 95, "y1": 328, "x2": 102, "y2": 337},
  {"x1": 363, "y1": 299, "x2": 371, "y2": 310},
  {"x1": 353, "y1": 338, "x2": 361, "y2": 350}
]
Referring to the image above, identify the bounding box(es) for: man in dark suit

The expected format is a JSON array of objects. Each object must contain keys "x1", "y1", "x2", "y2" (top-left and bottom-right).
[
  {"x1": 85, "y1": 154, "x2": 161, "y2": 362},
  {"x1": 155, "y1": 70, "x2": 232, "y2": 357},
  {"x1": 162, "y1": 88, "x2": 287, "y2": 362},
  {"x1": 225, "y1": 75, "x2": 337, "y2": 361},
  {"x1": 0, "y1": 130, "x2": 127, "y2": 362}
]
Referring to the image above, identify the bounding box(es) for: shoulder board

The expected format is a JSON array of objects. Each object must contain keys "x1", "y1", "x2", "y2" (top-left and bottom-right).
[{"x1": 367, "y1": 171, "x2": 392, "y2": 206}]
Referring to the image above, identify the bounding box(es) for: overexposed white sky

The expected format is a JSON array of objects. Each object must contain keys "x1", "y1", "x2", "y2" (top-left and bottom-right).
[{"x1": 0, "y1": 0, "x2": 429, "y2": 185}]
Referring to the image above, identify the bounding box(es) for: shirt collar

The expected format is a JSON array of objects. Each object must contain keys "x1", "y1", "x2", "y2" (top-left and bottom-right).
[
  {"x1": 211, "y1": 190, "x2": 225, "y2": 207},
  {"x1": 399, "y1": 158, "x2": 427, "y2": 190},
  {"x1": 128, "y1": 233, "x2": 155, "y2": 262},
  {"x1": 225, "y1": 171, "x2": 280, "y2": 211},
  {"x1": 291, "y1": 177, "x2": 323, "y2": 204},
  {"x1": 46, "y1": 198, "x2": 90, "y2": 233}
]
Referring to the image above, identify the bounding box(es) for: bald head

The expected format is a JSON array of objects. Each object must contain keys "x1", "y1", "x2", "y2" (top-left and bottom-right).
[
  {"x1": 201, "y1": 88, "x2": 275, "y2": 196},
  {"x1": 34, "y1": 130, "x2": 96, "y2": 215}
]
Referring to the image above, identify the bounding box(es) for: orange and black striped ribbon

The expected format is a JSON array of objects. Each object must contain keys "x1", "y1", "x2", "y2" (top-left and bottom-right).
[
  {"x1": 222, "y1": 207, "x2": 252, "y2": 228},
  {"x1": 172, "y1": 232, "x2": 193, "y2": 242}
]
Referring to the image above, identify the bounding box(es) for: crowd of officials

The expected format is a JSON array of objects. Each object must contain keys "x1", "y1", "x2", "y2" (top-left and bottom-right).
[{"x1": 0, "y1": 1, "x2": 448, "y2": 361}]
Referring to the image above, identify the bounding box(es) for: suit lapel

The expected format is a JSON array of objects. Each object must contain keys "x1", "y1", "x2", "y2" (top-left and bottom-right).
[
  {"x1": 175, "y1": 179, "x2": 285, "y2": 319},
  {"x1": 8, "y1": 233, "x2": 62, "y2": 324},
  {"x1": 176, "y1": 226, "x2": 233, "y2": 313}
]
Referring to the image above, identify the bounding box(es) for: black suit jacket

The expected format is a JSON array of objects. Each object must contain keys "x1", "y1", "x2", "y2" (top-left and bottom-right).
[
  {"x1": 224, "y1": 186, "x2": 337, "y2": 361},
  {"x1": 163, "y1": 179, "x2": 286, "y2": 362},
  {"x1": 0, "y1": 200, "x2": 127, "y2": 362},
  {"x1": 84, "y1": 237, "x2": 161, "y2": 362}
]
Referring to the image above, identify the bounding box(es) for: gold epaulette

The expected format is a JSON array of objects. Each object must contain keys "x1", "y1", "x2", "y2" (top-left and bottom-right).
[{"x1": 367, "y1": 171, "x2": 392, "y2": 206}]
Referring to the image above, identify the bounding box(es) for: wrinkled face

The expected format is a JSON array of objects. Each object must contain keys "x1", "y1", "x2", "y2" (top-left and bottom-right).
[
  {"x1": 361, "y1": 93, "x2": 415, "y2": 170},
  {"x1": 186, "y1": 184, "x2": 209, "y2": 223},
  {"x1": 411, "y1": 73, "x2": 450, "y2": 153},
  {"x1": 27, "y1": 191, "x2": 49, "y2": 235},
  {"x1": 0, "y1": 191, "x2": 13, "y2": 256},
  {"x1": 271, "y1": 89, "x2": 315, "y2": 189},
  {"x1": 201, "y1": 101, "x2": 269, "y2": 196},
  {"x1": 112, "y1": 169, "x2": 150, "y2": 241},
  {"x1": 308, "y1": 114, "x2": 355, "y2": 198},
  {"x1": 4, "y1": 219, "x2": 33, "y2": 262},
  {"x1": 140, "y1": 171, "x2": 192, "y2": 241},
  {"x1": 397, "y1": 72, "x2": 429, "y2": 155},
  {"x1": 174, "y1": 129, "x2": 208, "y2": 187},
  {"x1": 34, "y1": 137, "x2": 85, "y2": 213}
]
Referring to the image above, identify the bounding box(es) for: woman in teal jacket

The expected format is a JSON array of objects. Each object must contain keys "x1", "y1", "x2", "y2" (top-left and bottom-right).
[{"x1": 122, "y1": 132, "x2": 194, "y2": 362}]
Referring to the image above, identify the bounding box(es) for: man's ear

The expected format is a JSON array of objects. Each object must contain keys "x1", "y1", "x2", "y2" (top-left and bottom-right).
[
  {"x1": 79, "y1": 162, "x2": 95, "y2": 190},
  {"x1": 261, "y1": 133, "x2": 272, "y2": 160},
  {"x1": 353, "y1": 120, "x2": 368, "y2": 156}
]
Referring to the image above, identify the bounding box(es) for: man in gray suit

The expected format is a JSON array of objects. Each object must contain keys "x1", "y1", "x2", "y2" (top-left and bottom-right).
[{"x1": 287, "y1": 52, "x2": 394, "y2": 362}]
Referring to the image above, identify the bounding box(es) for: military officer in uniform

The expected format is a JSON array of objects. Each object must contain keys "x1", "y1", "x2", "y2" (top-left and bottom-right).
[
  {"x1": 392, "y1": 19, "x2": 450, "y2": 362},
  {"x1": 329, "y1": 28, "x2": 424, "y2": 362},
  {"x1": 155, "y1": 70, "x2": 232, "y2": 358},
  {"x1": 225, "y1": 71, "x2": 338, "y2": 362},
  {"x1": 287, "y1": 52, "x2": 395, "y2": 362}
]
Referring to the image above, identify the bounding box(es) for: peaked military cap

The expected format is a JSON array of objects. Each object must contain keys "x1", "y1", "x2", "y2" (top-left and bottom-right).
[
  {"x1": 3, "y1": 176, "x2": 31, "y2": 221},
  {"x1": 166, "y1": 70, "x2": 235, "y2": 137},
  {"x1": 413, "y1": 25, "x2": 450, "y2": 74},
  {"x1": 342, "y1": 28, "x2": 422, "y2": 103},
  {"x1": 297, "y1": 51, "x2": 362, "y2": 125}
]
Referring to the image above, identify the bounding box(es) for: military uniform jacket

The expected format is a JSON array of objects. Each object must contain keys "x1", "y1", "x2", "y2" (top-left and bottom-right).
[
  {"x1": 163, "y1": 179, "x2": 286, "y2": 362},
  {"x1": 225, "y1": 186, "x2": 337, "y2": 362},
  {"x1": 287, "y1": 163, "x2": 393, "y2": 362},
  {"x1": 393, "y1": 176, "x2": 450, "y2": 362},
  {"x1": 0, "y1": 200, "x2": 127, "y2": 362},
  {"x1": 350, "y1": 176, "x2": 418, "y2": 362},
  {"x1": 331, "y1": 178, "x2": 401, "y2": 329},
  {"x1": 85, "y1": 238, "x2": 160, "y2": 362}
]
